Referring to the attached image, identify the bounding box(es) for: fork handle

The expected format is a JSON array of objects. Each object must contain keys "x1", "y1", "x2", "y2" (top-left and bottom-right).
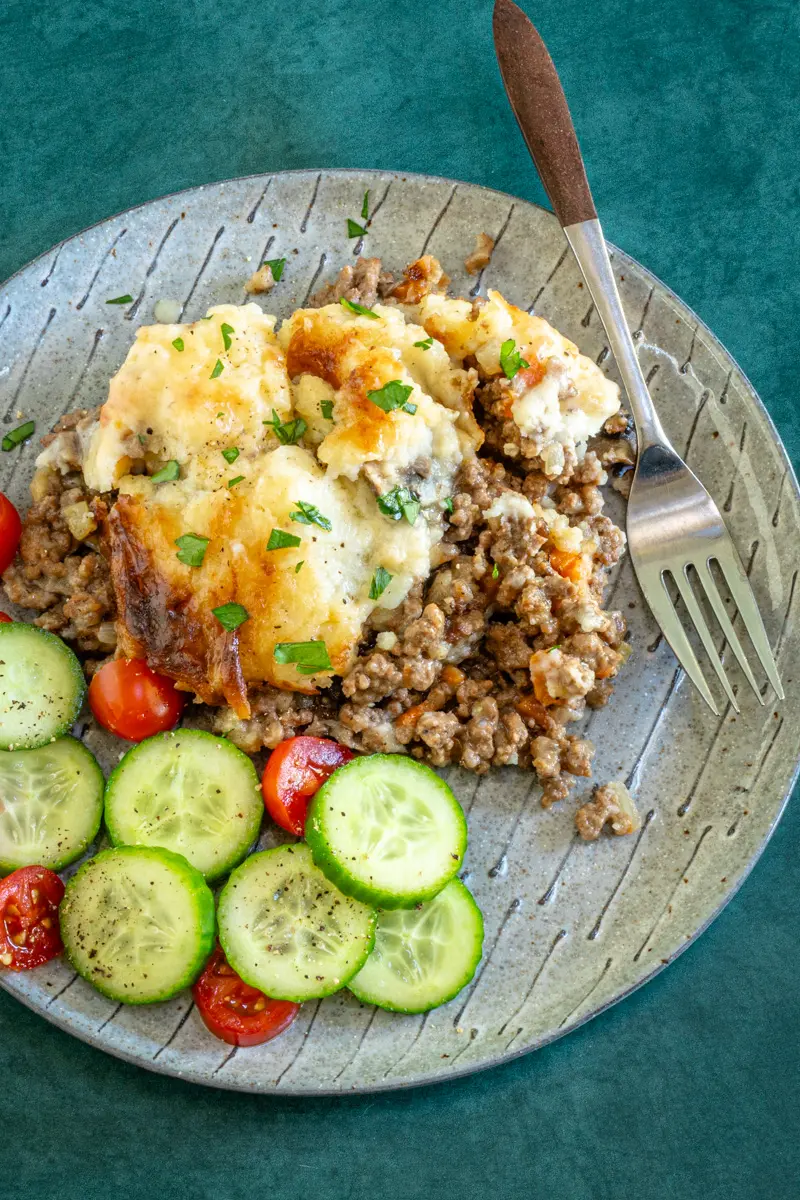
[{"x1": 564, "y1": 219, "x2": 669, "y2": 450}]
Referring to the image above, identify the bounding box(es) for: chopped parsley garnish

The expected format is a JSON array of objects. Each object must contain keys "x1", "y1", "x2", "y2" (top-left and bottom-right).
[
  {"x1": 369, "y1": 566, "x2": 392, "y2": 600},
  {"x1": 106, "y1": 295, "x2": 133, "y2": 305},
  {"x1": 174, "y1": 533, "x2": 209, "y2": 567},
  {"x1": 347, "y1": 218, "x2": 368, "y2": 238},
  {"x1": 361, "y1": 190, "x2": 370, "y2": 221},
  {"x1": 367, "y1": 380, "x2": 417, "y2": 415},
  {"x1": 340, "y1": 297, "x2": 379, "y2": 319},
  {"x1": 210, "y1": 359, "x2": 224, "y2": 379},
  {"x1": 221, "y1": 323, "x2": 234, "y2": 352},
  {"x1": 414, "y1": 336, "x2": 433, "y2": 350},
  {"x1": 221, "y1": 447, "x2": 240, "y2": 464},
  {"x1": 377, "y1": 486, "x2": 420, "y2": 526},
  {"x1": 290, "y1": 500, "x2": 332, "y2": 531},
  {"x1": 295, "y1": 560, "x2": 304, "y2": 573},
  {"x1": 151, "y1": 460, "x2": 180, "y2": 483},
  {"x1": 548, "y1": 644, "x2": 562, "y2": 653},
  {"x1": 443, "y1": 496, "x2": 454, "y2": 513},
  {"x1": 499, "y1": 337, "x2": 530, "y2": 381},
  {"x1": 267, "y1": 529, "x2": 302, "y2": 551},
  {"x1": 320, "y1": 400, "x2": 334, "y2": 421},
  {"x1": 492, "y1": 563, "x2": 500, "y2": 579},
  {"x1": 172, "y1": 337, "x2": 185, "y2": 352},
  {"x1": 137, "y1": 433, "x2": 147, "y2": 445},
  {"x1": 264, "y1": 409, "x2": 307, "y2": 445},
  {"x1": 212, "y1": 602, "x2": 250, "y2": 631},
  {"x1": 227, "y1": 475, "x2": 245, "y2": 488},
  {"x1": 273, "y1": 639, "x2": 332, "y2": 675},
  {"x1": 264, "y1": 257, "x2": 286, "y2": 282},
  {"x1": 1, "y1": 420, "x2": 35, "y2": 452}
]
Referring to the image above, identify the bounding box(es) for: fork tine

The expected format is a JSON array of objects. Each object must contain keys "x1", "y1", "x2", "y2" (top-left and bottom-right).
[
  {"x1": 637, "y1": 567, "x2": 719, "y2": 715},
  {"x1": 673, "y1": 568, "x2": 739, "y2": 713},
  {"x1": 695, "y1": 560, "x2": 764, "y2": 705},
  {"x1": 714, "y1": 547, "x2": 785, "y2": 700}
]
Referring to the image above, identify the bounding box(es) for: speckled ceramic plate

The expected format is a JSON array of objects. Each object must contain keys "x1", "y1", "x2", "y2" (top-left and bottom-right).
[{"x1": 0, "y1": 170, "x2": 797, "y2": 1094}]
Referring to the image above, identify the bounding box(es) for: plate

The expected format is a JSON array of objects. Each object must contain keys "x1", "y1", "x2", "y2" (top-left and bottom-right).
[{"x1": 1, "y1": 169, "x2": 797, "y2": 1094}]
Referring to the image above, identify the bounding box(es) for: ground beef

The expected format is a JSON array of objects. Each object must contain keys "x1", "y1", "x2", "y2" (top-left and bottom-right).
[
  {"x1": 309, "y1": 257, "x2": 394, "y2": 309},
  {"x1": 464, "y1": 232, "x2": 495, "y2": 276},
  {"x1": 575, "y1": 781, "x2": 640, "y2": 840},
  {"x1": 2, "y1": 467, "x2": 115, "y2": 655}
]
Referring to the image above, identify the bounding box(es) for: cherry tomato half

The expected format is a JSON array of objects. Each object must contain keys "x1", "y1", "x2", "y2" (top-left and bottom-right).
[
  {"x1": 89, "y1": 658, "x2": 185, "y2": 741},
  {"x1": 0, "y1": 866, "x2": 64, "y2": 971},
  {"x1": 262, "y1": 736, "x2": 354, "y2": 836},
  {"x1": 0, "y1": 493, "x2": 22, "y2": 576},
  {"x1": 0, "y1": 612, "x2": 12, "y2": 623},
  {"x1": 193, "y1": 944, "x2": 300, "y2": 1047}
]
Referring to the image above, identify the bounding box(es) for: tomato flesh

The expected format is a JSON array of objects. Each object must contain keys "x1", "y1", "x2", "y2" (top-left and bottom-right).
[
  {"x1": 0, "y1": 866, "x2": 64, "y2": 970},
  {"x1": 89, "y1": 658, "x2": 185, "y2": 741},
  {"x1": 193, "y1": 944, "x2": 300, "y2": 1046},
  {"x1": 262, "y1": 736, "x2": 354, "y2": 836},
  {"x1": 0, "y1": 612, "x2": 12, "y2": 623},
  {"x1": 0, "y1": 493, "x2": 22, "y2": 576}
]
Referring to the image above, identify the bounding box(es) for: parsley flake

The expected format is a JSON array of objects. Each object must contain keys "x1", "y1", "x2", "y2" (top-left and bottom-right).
[
  {"x1": 377, "y1": 487, "x2": 420, "y2": 526},
  {"x1": 174, "y1": 533, "x2": 209, "y2": 567},
  {"x1": 295, "y1": 560, "x2": 304, "y2": 573},
  {"x1": 266, "y1": 529, "x2": 302, "y2": 551},
  {"x1": 492, "y1": 563, "x2": 500, "y2": 579},
  {"x1": 151, "y1": 460, "x2": 180, "y2": 483},
  {"x1": 221, "y1": 447, "x2": 240, "y2": 464},
  {"x1": 499, "y1": 338, "x2": 530, "y2": 381},
  {"x1": 340, "y1": 297, "x2": 379, "y2": 319},
  {"x1": 413, "y1": 336, "x2": 433, "y2": 350},
  {"x1": 361, "y1": 190, "x2": 370, "y2": 221},
  {"x1": 264, "y1": 257, "x2": 286, "y2": 282},
  {"x1": 212, "y1": 602, "x2": 249, "y2": 631},
  {"x1": 221, "y1": 323, "x2": 234, "y2": 352},
  {"x1": 172, "y1": 337, "x2": 185, "y2": 352},
  {"x1": 320, "y1": 400, "x2": 334, "y2": 421},
  {"x1": 264, "y1": 409, "x2": 307, "y2": 445},
  {"x1": 227, "y1": 475, "x2": 245, "y2": 488},
  {"x1": 1, "y1": 420, "x2": 35, "y2": 452},
  {"x1": 347, "y1": 218, "x2": 368, "y2": 238},
  {"x1": 367, "y1": 380, "x2": 417, "y2": 416},
  {"x1": 210, "y1": 359, "x2": 224, "y2": 379},
  {"x1": 369, "y1": 566, "x2": 392, "y2": 600},
  {"x1": 290, "y1": 500, "x2": 332, "y2": 531},
  {"x1": 106, "y1": 295, "x2": 133, "y2": 305},
  {"x1": 443, "y1": 496, "x2": 454, "y2": 513},
  {"x1": 274, "y1": 639, "x2": 332, "y2": 675}
]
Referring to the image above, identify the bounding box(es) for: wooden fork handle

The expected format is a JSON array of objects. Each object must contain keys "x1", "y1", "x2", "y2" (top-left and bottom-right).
[{"x1": 493, "y1": 0, "x2": 596, "y2": 227}]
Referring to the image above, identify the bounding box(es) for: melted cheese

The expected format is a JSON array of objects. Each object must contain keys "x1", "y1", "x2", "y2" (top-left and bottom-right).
[
  {"x1": 83, "y1": 304, "x2": 292, "y2": 492},
  {"x1": 407, "y1": 289, "x2": 619, "y2": 476}
]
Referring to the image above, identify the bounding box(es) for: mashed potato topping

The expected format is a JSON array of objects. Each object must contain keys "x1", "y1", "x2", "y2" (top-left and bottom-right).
[{"x1": 71, "y1": 277, "x2": 620, "y2": 715}]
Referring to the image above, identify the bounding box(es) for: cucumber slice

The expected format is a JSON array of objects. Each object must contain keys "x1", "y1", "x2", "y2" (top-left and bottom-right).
[
  {"x1": 104, "y1": 730, "x2": 263, "y2": 881},
  {"x1": 349, "y1": 879, "x2": 484, "y2": 1013},
  {"x1": 218, "y1": 843, "x2": 376, "y2": 1003},
  {"x1": 0, "y1": 624, "x2": 85, "y2": 750},
  {"x1": 306, "y1": 755, "x2": 467, "y2": 909},
  {"x1": 0, "y1": 736, "x2": 104, "y2": 873},
  {"x1": 60, "y1": 846, "x2": 215, "y2": 1004}
]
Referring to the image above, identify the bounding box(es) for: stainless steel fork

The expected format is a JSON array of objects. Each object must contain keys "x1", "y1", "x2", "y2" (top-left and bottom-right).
[{"x1": 494, "y1": 0, "x2": 783, "y2": 714}]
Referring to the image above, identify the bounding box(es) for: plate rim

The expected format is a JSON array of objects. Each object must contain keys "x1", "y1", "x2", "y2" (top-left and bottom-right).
[{"x1": 1, "y1": 166, "x2": 798, "y2": 1096}]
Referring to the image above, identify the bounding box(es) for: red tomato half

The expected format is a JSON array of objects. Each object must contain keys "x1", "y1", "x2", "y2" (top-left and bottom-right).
[
  {"x1": 262, "y1": 736, "x2": 354, "y2": 836},
  {"x1": 0, "y1": 612, "x2": 12, "y2": 623},
  {"x1": 0, "y1": 866, "x2": 64, "y2": 971},
  {"x1": 0, "y1": 493, "x2": 22, "y2": 576},
  {"x1": 193, "y1": 944, "x2": 300, "y2": 1047},
  {"x1": 89, "y1": 658, "x2": 185, "y2": 741}
]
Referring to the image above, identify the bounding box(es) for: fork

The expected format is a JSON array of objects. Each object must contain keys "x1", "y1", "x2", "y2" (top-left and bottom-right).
[{"x1": 493, "y1": 0, "x2": 783, "y2": 714}]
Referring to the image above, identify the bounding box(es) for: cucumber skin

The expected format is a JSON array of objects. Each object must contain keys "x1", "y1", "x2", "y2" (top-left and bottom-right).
[
  {"x1": 103, "y1": 729, "x2": 263, "y2": 882},
  {"x1": 60, "y1": 845, "x2": 216, "y2": 1005},
  {"x1": 0, "y1": 735, "x2": 104, "y2": 874},
  {"x1": 305, "y1": 755, "x2": 467, "y2": 910},
  {"x1": 348, "y1": 880, "x2": 484, "y2": 1014},
  {"x1": 0, "y1": 624, "x2": 86, "y2": 751},
  {"x1": 218, "y1": 846, "x2": 377, "y2": 1003}
]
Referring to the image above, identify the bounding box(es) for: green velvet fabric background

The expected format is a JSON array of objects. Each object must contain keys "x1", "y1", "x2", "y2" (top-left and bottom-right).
[{"x1": 1, "y1": 1, "x2": 798, "y2": 1197}]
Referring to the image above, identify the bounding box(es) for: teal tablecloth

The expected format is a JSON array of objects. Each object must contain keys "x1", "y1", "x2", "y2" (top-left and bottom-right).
[{"x1": 1, "y1": 2, "x2": 798, "y2": 1197}]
